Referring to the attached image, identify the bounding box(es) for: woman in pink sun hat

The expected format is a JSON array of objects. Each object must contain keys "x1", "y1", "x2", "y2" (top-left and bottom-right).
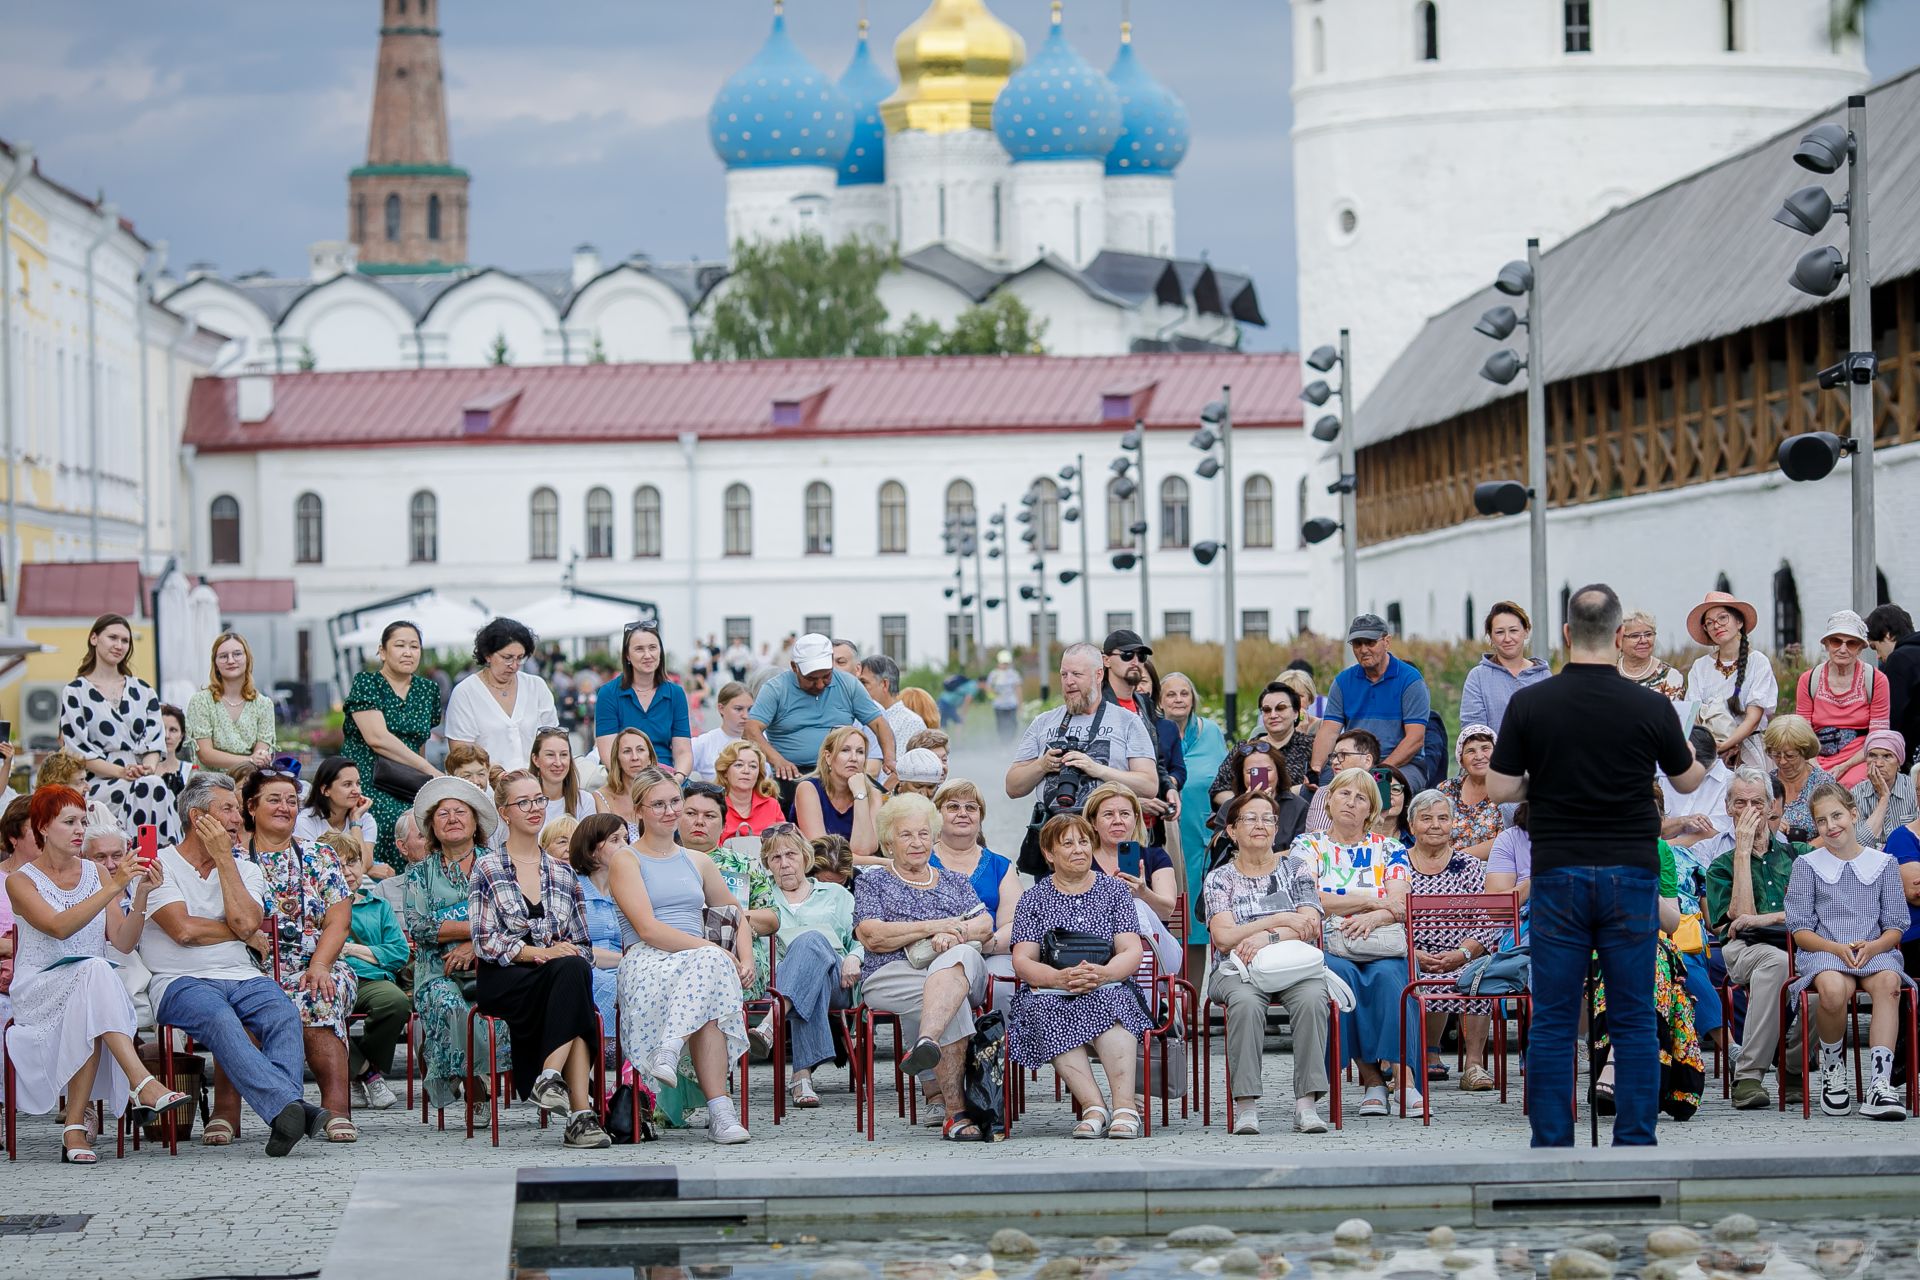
[{"x1": 1684, "y1": 590, "x2": 1777, "y2": 772}]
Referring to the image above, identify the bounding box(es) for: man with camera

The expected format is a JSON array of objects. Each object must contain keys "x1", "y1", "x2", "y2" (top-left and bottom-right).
[{"x1": 1006, "y1": 644, "x2": 1159, "y2": 873}]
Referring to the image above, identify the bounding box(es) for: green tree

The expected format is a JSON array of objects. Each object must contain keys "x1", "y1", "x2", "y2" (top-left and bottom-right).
[
  {"x1": 939, "y1": 293, "x2": 1048, "y2": 356},
  {"x1": 297, "y1": 343, "x2": 317, "y2": 372},
  {"x1": 588, "y1": 330, "x2": 608, "y2": 364},
  {"x1": 488, "y1": 330, "x2": 512, "y2": 366},
  {"x1": 696, "y1": 233, "x2": 896, "y2": 361}
]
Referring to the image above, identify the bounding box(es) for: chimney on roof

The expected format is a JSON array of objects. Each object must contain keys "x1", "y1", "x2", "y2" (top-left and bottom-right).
[
  {"x1": 572, "y1": 244, "x2": 601, "y2": 289},
  {"x1": 186, "y1": 262, "x2": 218, "y2": 281},
  {"x1": 237, "y1": 374, "x2": 275, "y2": 423},
  {"x1": 308, "y1": 240, "x2": 358, "y2": 282}
]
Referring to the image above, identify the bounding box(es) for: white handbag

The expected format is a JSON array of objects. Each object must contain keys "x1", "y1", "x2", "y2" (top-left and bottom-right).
[
  {"x1": 1322, "y1": 921, "x2": 1408, "y2": 961},
  {"x1": 1227, "y1": 938, "x2": 1324, "y2": 994}
]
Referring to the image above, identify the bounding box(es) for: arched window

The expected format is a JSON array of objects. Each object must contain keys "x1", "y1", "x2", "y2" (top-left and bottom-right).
[
  {"x1": 354, "y1": 196, "x2": 367, "y2": 244},
  {"x1": 294, "y1": 492, "x2": 323, "y2": 564},
  {"x1": 1714, "y1": 571, "x2": 1732, "y2": 595},
  {"x1": 409, "y1": 490, "x2": 438, "y2": 563},
  {"x1": 384, "y1": 193, "x2": 401, "y2": 242},
  {"x1": 210, "y1": 495, "x2": 241, "y2": 565},
  {"x1": 1464, "y1": 594, "x2": 1477, "y2": 640},
  {"x1": 1033, "y1": 478, "x2": 1061, "y2": 552},
  {"x1": 1242, "y1": 474, "x2": 1274, "y2": 548},
  {"x1": 1878, "y1": 567, "x2": 1892, "y2": 607},
  {"x1": 1416, "y1": 1, "x2": 1439, "y2": 59},
  {"x1": 1310, "y1": 17, "x2": 1326, "y2": 74},
  {"x1": 1773, "y1": 561, "x2": 1801, "y2": 653},
  {"x1": 1107, "y1": 477, "x2": 1139, "y2": 551},
  {"x1": 529, "y1": 487, "x2": 559, "y2": 561},
  {"x1": 1295, "y1": 476, "x2": 1310, "y2": 549},
  {"x1": 427, "y1": 193, "x2": 442, "y2": 242},
  {"x1": 1722, "y1": 0, "x2": 1740, "y2": 51},
  {"x1": 1563, "y1": 0, "x2": 1592, "y2": 53},
  {"x1": 632, "y1": 485, "x2": 661, "y2": 558},
  {"x1": 584, "y1": 486, "x2": 613, "y2": 559},
  {"x1": 724, "y1": 483, "x2": 753, "y2": 557},
  {"x1": 944, "y1": 479, "x2": 975, "y2": 527},
  {"x1": 1160, "y1": 477, "x2": 1190, "y2": 550},
  {"x1": 804, "y1": 481, "x2": 834, "y2": 555},
  {"x1": 877, "y1": 480, "x2": 908, "y2": 554}
]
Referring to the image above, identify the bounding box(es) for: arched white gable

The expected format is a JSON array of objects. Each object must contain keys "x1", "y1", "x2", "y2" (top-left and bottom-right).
[
  {"x1": 279, "y1": 275, "x2": 415, "y2": 371},
  {"x1": 423, "y1": 271, "x2": 561, "y2": 368},
  {"x1": 876, "y1": 267, "x2": 973, "y2": 336},
  {"x1": 567, "y1": 267, "x2": 693, "y2": 363},
  {"x1": 162, "y1": 280, "x2": 275, "y2": 371}
]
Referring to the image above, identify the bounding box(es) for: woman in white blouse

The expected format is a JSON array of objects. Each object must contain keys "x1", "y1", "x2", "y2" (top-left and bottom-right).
[{"x1": 444, "y1": 618, "x2": 559, "y2": 769}]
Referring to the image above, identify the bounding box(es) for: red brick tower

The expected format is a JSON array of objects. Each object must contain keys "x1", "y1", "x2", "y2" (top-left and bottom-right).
[{"x1": 349, "y1": 0, "x2": 469, "y2": 273}]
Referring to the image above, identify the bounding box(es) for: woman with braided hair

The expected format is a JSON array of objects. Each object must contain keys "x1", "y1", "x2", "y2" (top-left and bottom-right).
[{"x1": 1685, "y1": 591, "x2": 1777, "y2": 772}]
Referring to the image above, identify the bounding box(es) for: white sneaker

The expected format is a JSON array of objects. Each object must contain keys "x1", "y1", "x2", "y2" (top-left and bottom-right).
[
  {"x1": 1820, "y1": 1060, "x2": 1852, "y2": 1116},
  {"x1": 1230, "y1": 1104, "x2": 1260, "y2": 1135},
  {"x1": 350, "y1": 1080, "x2": 369, "y2": 1110},
  {"x1": 706, "y1": 1096, "x2": 750, "y2": 1144},
  {"x1": 361, "y1": 1073, "x2": 399, "y2": 1110},
  {"x1": 1861, "y1": 1080, "x2": 1908, "y2": 1122},
  {"x1": 1294, "y1": 1101, "x2": 1328, "y2": 1134},
  {"x1": 646, "y1": 1047, "x2": 680, "y2": 1089}
]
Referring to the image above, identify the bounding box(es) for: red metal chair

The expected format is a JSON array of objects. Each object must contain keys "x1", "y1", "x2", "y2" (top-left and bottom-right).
[
  {"x1": 848, "y1": 1004, "x2": 919, "y2": 1140},
  {"x1": 1201, "y1": 983, "x2": 1344, "y2": 1131},
  {"x1": 1397, "y1": 891, "x2": 1529, "y2": 1125},
  {"x1": 739, "y1": 949, "x2": 787, "y2": 1126},
  {"x1": 1785, "y1": 932, "x2": 1919, "y2": 1119},
  {"x1": 464, "y1": 1008, "x2": 605, "y2": 1146}
]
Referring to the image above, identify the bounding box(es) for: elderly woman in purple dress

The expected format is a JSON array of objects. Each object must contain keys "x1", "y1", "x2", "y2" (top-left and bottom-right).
[{"x1": 1007, "y1": 812, "x2": 1155, "y2": 1140}]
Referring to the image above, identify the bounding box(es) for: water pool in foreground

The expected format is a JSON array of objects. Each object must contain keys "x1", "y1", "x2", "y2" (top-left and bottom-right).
[{"x1": 513, "y1": 1215, "x2": 1919, "y2": 1280}]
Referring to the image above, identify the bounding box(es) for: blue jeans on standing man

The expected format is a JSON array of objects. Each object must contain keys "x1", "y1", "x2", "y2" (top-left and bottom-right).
[
  {"x1": 156, "y1": 975, "x2": 308, "y2": 1125},
  {"x1": 1526, "y1": 864, "x2": 1660, "y2": 1147}
]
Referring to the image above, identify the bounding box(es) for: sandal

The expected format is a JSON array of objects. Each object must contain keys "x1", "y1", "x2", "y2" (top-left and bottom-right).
[
  {"x1": 201, "y1": 1119, "x2": 236, "y2": 1147},
  {"x1": 60, "y1": 1124, "x2": 98, "y2": 1165},
  {"x1": 788, "y1": 1077, "x2": 821, "y2": 1108},
  {"x1": 1107, "y1": 1108, "x2": 1142, "y2": 1140},
  {"x1": 941, "y1": 1114, "x2": 982, "y2": 1141},
  {"x1": 1424, "y1": 1057, "x2": 1452, "y2": 1081},
  {"x1": 129, "y1": 1074, "x2": 195, "y2": 1125},
  {"x1": 325, "y1": 1117, "x2": 359, "y2": 1143},
  {"x1": 1071, "y1": 1105, "x2": 1111, "y2": 1139}
]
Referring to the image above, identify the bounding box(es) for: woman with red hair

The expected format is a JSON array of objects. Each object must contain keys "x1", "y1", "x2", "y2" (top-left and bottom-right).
[{"x1": 4, "y1": 786, "x2": 193, "y2": 1163}]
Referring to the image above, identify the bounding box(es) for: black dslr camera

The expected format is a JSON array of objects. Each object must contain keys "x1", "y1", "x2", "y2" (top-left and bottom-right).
[{"x1": 1041, "y1": 724, "x2": 1103, "y2": 815}]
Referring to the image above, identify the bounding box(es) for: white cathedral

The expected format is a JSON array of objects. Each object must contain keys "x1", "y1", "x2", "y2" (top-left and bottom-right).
[{"x1": 160, "y1": 0, "x2": 1262, "y2": 373}]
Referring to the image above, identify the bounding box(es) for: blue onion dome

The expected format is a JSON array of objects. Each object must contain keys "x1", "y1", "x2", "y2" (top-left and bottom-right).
[
  {"x1": 991, "y1": 1, "x2": 1123, "y2": 164},
  {"x1": 709, "y1": 7, "x2": 855, "y2": 170},
  {"x1": 837, "y1": 20, "x2": 894, "y2": 186},
  {"x1": 1105, "y1": 26, "x2": 1189, "y2": 176}
]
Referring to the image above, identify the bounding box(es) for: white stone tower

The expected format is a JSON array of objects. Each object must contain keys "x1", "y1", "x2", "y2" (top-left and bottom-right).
[{"x1": 1291, "y1": 0, "x2": 1868, "y2": 401}]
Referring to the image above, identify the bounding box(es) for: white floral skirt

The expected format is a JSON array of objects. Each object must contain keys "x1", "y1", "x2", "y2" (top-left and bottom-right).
[{"x1": 616, "y1": 942, "x2": 748, "y2": 1073}]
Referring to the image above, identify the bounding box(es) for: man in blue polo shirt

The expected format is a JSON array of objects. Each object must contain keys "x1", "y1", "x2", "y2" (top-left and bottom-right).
[
  {"x1": 1309, "y1": 613, "x2": 1432, "y2": 791},
  {"x1": 744, "y1": 633, "x2": 897, "y2": 783}
]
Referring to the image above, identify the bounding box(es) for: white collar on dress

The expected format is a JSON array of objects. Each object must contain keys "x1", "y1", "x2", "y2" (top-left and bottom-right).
[{"x1": 1804, "y1": 845, "x2": 1891, "y2": 886}]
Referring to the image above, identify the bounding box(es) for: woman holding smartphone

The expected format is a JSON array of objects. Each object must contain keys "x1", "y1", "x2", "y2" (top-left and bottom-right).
[{"x1": 1081, "y1": 783, "x2": 1182, "y2": 978}]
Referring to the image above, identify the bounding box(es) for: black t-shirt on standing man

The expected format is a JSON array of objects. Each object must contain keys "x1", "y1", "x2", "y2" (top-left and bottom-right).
[{"x1": 1488, "y1": 662, "x2": 1694, "y2": 875}]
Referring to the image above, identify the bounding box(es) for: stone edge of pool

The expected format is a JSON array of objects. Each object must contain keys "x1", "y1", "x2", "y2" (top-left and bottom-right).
[{"x1": 322, "y1": 1145, "x2": 1920, "y2": 1280}]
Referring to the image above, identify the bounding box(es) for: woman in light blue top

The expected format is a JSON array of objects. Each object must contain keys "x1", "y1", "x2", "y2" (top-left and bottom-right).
[
  {"x1": 1457, "y1": 601, "x2": 1552, "y2": 734},
  {"x1": 608, "y1": 766, "x2": 754, "y2": 1143},
  {"x1": 759, "y1": 826, "x2": 861, "y2": 1107},
  {"x1": 561, "y1": 813, "x2": 627, "y2": 1049}
]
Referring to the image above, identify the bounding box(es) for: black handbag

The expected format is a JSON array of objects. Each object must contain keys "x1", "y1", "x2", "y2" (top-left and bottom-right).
[
  {"x1": 605, "y1": 1082, "x2": 659, "y2": 1144},
  {"x1": 373, "y1": 756, "x2": 432, "y2": 805},
  {"x1": 1736, "y1": 922, "x2": 1791, "y2": 950},
  {"x1": 1039, "y1": 928, "x2": 1113, "y2": 969},
  {"x1": 957, "y1": 1011, "x2": 1008, "y2": 1142}
]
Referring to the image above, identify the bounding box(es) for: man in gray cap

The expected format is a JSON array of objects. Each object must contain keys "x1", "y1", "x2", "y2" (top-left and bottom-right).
[{"x1": 1308, "y1": 612, "x2": 1432, "y2": 792}]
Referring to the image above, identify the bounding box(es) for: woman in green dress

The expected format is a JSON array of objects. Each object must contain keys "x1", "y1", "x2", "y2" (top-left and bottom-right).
[{"x1": 341, "y1": 621, "x2": 443, "y2": 864}]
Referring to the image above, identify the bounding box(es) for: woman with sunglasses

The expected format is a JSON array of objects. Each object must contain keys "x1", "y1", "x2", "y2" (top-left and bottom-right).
[
  {"x1": 595, "y1": 622, "x2": 692, "y2": 780},
  {"x1": 1210, "y1": 681, "x2": 1312, "y2": 806},
  {"x1": 1797, "y1": 610, "x2": 1891, "y2": 789},
  {"x1": 445, "y1": 617, "x2": 559, "y2": 772},
  {"x1": 609, "y1": 766, "x2": 753, "y2": 1143}
]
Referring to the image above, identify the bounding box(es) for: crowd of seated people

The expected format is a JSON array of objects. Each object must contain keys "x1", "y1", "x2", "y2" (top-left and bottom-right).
[{"x1": 5, "y1": 596, "x2": 1919, "y2": 1164}]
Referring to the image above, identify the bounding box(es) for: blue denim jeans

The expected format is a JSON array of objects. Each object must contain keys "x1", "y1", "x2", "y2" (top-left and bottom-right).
[
  {"x1": 780, "y1": 931, "x2": 855, "y2": 1073},
  {"x1": 156, "y1": 976, "x2": 306, "y2": 1125},
  {"x1": 1527, "y1": 864, "x2": 1660, "y2": 1147}
]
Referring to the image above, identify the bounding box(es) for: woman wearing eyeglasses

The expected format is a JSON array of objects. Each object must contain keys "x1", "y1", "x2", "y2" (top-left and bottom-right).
[
  {"x1": 445, "y1": 618, "x2": 559, "y2": 772},
  {"x1": 609, "y1": 765, "x2": 754, "y2": 1143},
  {"x1": 1209, "y1": 681, "x2": 1312, "y2": 807},
  {"x1": 595, "y1": 623, "x2": 693, "y2": 780},
  {"x1": 1206, "y1": 742, "x2": 1308, "y2": 866},
  {"x1": 1797, "y1": 610, "x2": 1891, "y2": 789}
]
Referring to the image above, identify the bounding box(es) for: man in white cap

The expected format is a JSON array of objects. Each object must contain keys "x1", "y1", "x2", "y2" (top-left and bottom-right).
[
  {"x1": 986, "y1": 650, "x2": 1023, "y2": 742},
  {"x1": 743, "y1": 633, "x2": 896, "y2": 789}
]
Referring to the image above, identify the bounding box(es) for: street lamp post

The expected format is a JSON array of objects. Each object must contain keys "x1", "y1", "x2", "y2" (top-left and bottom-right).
[
  {"x1": 989, "y1": 504, "x2": 1014, "y2": 653},
  {"x1": 1063, "y1": 455, "x2": 1092, "y2": 640},
  {"x1": 1303, "y1": 332, "x2": 1359, "y2": 624},
  {"x1": 1773, "y1": 96, "x2": 1875, "y2": 613},
  {"x1": 1470, "y1": 242, "x2": 1550, "y2": 661},
  {"x1": 1190, "y1": 390, "x2": 1238, "y2": 737}
]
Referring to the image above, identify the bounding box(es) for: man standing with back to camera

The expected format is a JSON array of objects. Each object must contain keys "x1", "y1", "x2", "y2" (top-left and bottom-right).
[{"x1": 1488, "y1": 584, "x2": 1704, "y2": 1147}]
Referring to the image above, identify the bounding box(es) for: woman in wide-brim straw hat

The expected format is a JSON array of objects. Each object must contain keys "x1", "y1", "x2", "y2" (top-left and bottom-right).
[
  {"x1": 1795, "y1": 609, "x2": 1890, "y2": 788},
  {"x1": 1684, "y1": 591, "x2": 1777, "y2": 772}
]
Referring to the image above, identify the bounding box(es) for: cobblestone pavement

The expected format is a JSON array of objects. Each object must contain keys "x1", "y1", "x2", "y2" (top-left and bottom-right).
[{"x1": 0, "y1": 1048, "x2": 1901, "y2": 1280}]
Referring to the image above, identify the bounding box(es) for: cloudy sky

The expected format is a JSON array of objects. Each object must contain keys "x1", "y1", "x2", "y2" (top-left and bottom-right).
[{"x1": 3, "y1": 1, "x2": 1917, "y2": 352}]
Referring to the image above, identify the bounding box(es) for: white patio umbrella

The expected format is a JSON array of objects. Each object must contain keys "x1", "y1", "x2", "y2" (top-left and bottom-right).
[
  {"x1": 154, "y1": 568, "x2": 197, "y2": 709},
  {"x1": 334, "y1": 592, "x2": 491, "y2": 651},
  {"x1": 183, "y1": 582, "x2": 224, "y2": 702},
  {"x1": 509, "y1": 592, "x2": 640, "y2": 643},
  {"x1": 0, "y1": 632, "x2": 52, "y2": 660}
]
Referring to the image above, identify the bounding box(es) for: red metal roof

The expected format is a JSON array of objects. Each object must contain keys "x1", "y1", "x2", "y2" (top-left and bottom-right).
[
  {"x1": 17, "y1": 561, "x2": 149, "y2": 619},
  {"x1": 207, "y1": 578, "x2": 298, "y2": 615},
  {"x1": 183, "y1": 352, "x2": 1301, "y2": 453}
]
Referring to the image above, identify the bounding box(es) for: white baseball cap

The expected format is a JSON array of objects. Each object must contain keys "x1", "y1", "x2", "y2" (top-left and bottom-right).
[{"x1": 792, "y1": 633, "x2": 834, "y2": 674}]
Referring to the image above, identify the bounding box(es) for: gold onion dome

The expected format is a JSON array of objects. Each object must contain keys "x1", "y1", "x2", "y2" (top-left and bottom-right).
[{"x1": 881, "y1": 0, "x2": 1026, "y2": 135}]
